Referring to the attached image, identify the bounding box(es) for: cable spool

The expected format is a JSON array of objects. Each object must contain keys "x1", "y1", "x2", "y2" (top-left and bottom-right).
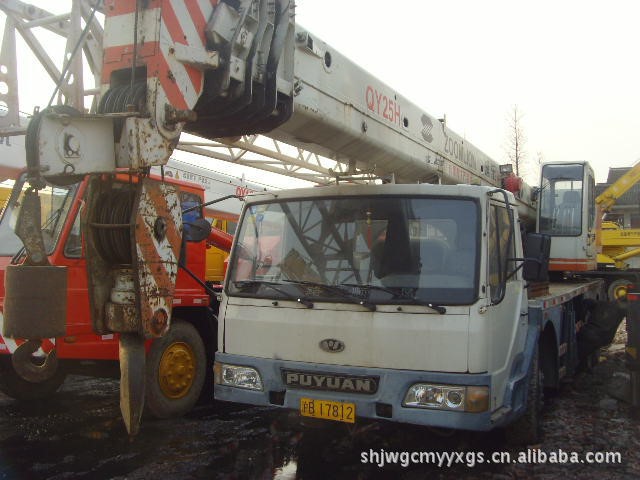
[
  {"x1": 88, "y1": 82, "x2": 147, "y2": 264},
  {"x1": 92, "y1": 188, "x2": 136, "y2": 265},
  {"x1": 97, "y1": 81, "x2": 146, "y2": 140},
  {"x1": 98, "y1": 81, "x2": 146, "y2": 114}
]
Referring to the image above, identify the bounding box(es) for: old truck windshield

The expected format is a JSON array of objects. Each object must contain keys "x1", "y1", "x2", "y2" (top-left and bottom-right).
[
  {"x1": 227, "y1": 196, "x2": 479, "y2": 305},
  {"x1": 0, "y1": 174, "x2": 78, "y2": 256}
]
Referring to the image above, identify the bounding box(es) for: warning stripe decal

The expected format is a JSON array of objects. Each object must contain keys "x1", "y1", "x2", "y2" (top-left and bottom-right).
[
  {"x1": 0, "y1": 312, "x2": 56, "y2": 355},
  {"x1": 102, "y1": 0, "x2": 216, "y2": 110},
  {"x1": 103, "y1": 0, "x2": 162, "y2": 17},
  {"x1": 134, "y1": 181, "x2": 182, "y2": 337}
]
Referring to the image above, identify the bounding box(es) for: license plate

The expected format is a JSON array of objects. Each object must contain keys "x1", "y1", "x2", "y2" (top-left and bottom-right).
[{"x1": 299, "y1": 397, "x2": 355, "y2": 423}]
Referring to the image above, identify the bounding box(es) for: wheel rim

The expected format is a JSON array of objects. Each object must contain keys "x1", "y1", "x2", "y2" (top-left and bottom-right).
[
  {"x1": 158, "y1": 341, "x2": 196, "y2": 399},
  {"x1": 613, "y1": 283, "x2": 628, "y2": 300}
]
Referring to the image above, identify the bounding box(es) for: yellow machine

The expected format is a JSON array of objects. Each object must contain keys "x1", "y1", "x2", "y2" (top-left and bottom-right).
[
  {"x1": 0, "y1": 184, "x2": 11, "y2": 213},
  {"x1": 599, "y1": 222, "x2": 640, "y2": 270},
  {"x1": 595, "y1": 162, "x2": 640, "y2": 299},
  {"x1": 205, "y1": 218, "x2": 237, "y2": 283}
]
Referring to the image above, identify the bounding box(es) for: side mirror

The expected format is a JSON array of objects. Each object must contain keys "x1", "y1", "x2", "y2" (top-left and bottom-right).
[
  {"x1": 183, "y1": 218, "x2": 212, "y2": 243},
  {"x1": 522, "y1": 233, "x2": 551, "y2": 282}
]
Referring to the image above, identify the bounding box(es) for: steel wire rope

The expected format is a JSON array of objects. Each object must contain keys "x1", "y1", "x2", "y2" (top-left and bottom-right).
[{"x1": 46, "y1": 2, "x2": 100, "y2": 109}]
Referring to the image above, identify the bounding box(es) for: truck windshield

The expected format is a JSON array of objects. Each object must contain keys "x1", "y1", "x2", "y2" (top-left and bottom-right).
[
  {"x1": 539, "y1": 164, "x2": 584, "y2": 236},
  {"x1": 0, "y1": 173, "x2": 78, "y2": 257},
  {"x1": 227, "y1": 196, "x2": 479, "y2": 305}
]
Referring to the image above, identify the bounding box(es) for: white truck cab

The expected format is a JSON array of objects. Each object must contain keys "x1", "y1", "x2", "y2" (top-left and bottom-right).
[{"x1": 214, "y1": 182, "x2": 535, "y2": 431}]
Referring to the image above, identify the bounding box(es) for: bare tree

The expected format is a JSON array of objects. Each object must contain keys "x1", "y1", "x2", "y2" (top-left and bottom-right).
[
  {"x1": 504, "y1": 105, "x2": 527, "y2": 176},
  {"x1": 524, "y1": 150, "x2": 545, "y2": 184}
]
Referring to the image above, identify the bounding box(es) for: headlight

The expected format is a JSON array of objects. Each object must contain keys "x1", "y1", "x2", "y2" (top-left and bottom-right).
[
  {"x1": 214, "y1": 363, "x2": 263, "y2": 391},
  {"x1": 403, "y1": 383, "x2": 489, "y2": 412}
]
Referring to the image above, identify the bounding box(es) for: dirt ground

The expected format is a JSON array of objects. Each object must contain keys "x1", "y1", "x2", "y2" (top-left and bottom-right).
[{"x1": 0, "y1": 325, "x2": 639, "y2": 479}]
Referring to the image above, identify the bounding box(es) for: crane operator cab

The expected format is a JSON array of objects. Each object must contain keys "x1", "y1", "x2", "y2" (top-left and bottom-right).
[{"x1": 537, "y1": 162, "x2": 597, "y2": 272}]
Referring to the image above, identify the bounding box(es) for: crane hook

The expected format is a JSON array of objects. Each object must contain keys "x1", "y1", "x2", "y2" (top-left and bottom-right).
[{"x1": 11, "y1": 340, "x2": 59, "y2": 383}]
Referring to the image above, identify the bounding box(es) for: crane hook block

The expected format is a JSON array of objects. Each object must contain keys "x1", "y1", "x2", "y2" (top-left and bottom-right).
[{"x1": 3, "y1": 264, "x2": 67, "y2": 339}]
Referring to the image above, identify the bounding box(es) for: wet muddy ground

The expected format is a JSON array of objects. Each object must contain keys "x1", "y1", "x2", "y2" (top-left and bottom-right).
[{"x1": 2, "y1": 327, "x2": 640, "y2": 479}]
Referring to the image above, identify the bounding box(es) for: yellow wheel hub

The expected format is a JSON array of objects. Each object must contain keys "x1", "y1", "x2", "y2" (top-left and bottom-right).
[
  {"x1": 613, "y1": 283, "x2": 628, "y2": 300},
  {"x1": 158, "y1": 341, "x2": 196, "y2": 399}
]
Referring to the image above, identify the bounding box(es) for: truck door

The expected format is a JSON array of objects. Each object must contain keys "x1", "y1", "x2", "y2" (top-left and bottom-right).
[
  {"x1": 477, "y1": 203, "x2": 527, "y2": 390},
  {"x1": 61, "y1": 209, "x2": 90, "y2": 333}
]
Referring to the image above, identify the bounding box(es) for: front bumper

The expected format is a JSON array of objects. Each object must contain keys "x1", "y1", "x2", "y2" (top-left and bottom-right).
[{"x1": 214, "y1": 353, "x2": 500, "y2": 431}]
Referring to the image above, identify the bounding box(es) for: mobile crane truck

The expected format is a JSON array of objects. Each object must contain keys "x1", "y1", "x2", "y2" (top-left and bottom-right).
[
  {"x1": 591, "y1": 162, "x2": 640, "y2": 300},
  {"x1": 0, "y1": 0, "x2": 607, "y2": 441},
  {"x1": 0, "y1": 159, "x2": 248, "y2": 419}
]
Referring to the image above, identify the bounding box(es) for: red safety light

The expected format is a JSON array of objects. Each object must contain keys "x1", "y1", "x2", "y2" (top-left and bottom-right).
[{"x1": 627, "y1": 284, "x2": 640, "y2": 301}]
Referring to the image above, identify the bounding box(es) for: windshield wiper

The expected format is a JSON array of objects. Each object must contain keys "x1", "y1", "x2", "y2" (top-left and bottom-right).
[
  {"x1": 282, "y1": 279, "x2": 377, "y2": 312},
  {"x1": 340, "y1": 283, "x2": 447, "y2": 314},
  {"x1": 232, "y1": 280, "x2": 314, "y2": 308}
]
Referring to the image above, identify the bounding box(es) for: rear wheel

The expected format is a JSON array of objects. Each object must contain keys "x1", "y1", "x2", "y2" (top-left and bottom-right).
[
  {"x1": 608, "y1": 279, "x2": 630, "y2": 302},
  {"x1": 0, "y1": 354, "x2": 66, "y2": 401},
  {"x1": 145, "y1": 320, "x2": 206, "y2": 419},
  {"x1": 505, "y1": 346, "x2": 543, "y2": 445}
]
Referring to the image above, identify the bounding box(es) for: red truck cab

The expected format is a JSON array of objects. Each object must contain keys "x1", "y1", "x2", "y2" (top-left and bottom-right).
[{"x1": 0, "y1": 172, "x2": 218, "y2": 418}]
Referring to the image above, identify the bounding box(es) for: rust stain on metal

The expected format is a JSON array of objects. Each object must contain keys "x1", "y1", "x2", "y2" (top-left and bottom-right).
[
  {"x1": 105, "y1": 303, "x2": 139, "y2": 333},
  {"x1": 132, "y1": 179, "x2": 182, "y2": 338},
  {"x1": 150, "y1": 309, "x2": 168, "y2": 336}
]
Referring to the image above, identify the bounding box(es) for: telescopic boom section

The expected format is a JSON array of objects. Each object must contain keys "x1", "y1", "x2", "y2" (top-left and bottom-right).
[{"x1": 595, "y1": 161, "x2": 640, "y2": 212}]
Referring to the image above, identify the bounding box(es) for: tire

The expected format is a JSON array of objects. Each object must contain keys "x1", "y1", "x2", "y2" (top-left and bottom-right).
[
  {"x1": 0, "y1": 355, "x2": 66, "y2": 401},
  {"x1": 505, "y1": 346, "x2": 543, "y2": 445},
  {"x1": 607, "y1": 279, "x2": 630, "y2": 302},
  {"x1": 145, "y1": 320, "x2": 206, "y2": 419}
]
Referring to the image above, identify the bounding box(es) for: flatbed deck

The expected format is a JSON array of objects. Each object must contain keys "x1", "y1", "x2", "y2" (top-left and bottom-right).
[{"x1": 528, "y1": 279, "x2": 604, "y2": 310}]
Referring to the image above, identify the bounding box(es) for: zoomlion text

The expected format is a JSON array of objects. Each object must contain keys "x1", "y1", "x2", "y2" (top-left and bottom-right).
[{"x1": 360, "y1": 448, "x2": 623, "y2": 468}]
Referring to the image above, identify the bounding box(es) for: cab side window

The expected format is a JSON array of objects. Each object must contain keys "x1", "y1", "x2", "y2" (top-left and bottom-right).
[
  {"x1": 488, "y1": 205, "x2": 516, "y2": 303},
  {"x1": 64, "y1": 211, "x2": 82, "y2": 258}
]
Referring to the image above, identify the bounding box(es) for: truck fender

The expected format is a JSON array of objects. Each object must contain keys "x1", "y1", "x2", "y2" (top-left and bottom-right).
[{"x1": 500, "y1": 314, "x2": 541, "y2": 422}]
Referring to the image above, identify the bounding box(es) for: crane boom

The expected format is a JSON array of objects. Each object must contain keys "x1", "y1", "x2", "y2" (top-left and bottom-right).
[
  {"x1": 0, "y1": 1, "x2": 533, "y2": 211},
  {"x1": 596, "y1": 161, "x2": 640, "y2": 212},
  {"x1": 276, "y1": 29, "x2": 504, "y2": 185},
  {"x1": 184, "y1": 25, "x2": 534, "y2": 220}
]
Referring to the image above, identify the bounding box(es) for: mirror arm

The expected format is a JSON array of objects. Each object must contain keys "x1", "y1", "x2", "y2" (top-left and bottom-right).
[
  {"x1": 506, "y1": 257, "x2": 529, "y2": 281},
  {"x1": 183, "y1": 194, "x2": 242, "y2": 215}
]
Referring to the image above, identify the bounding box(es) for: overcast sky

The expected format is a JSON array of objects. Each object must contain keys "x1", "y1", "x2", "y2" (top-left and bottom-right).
[
  {"x1": 3, "y1": 0, "x2": 639, "y2": 184},
  {"x1": 295, "y1": 0, "x2": 640, "y2": 183}
]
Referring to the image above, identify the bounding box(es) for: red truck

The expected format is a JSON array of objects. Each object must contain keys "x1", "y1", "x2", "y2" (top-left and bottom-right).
[{"x1": 0, "y1": 171, "x2": 230, "y2": 418}]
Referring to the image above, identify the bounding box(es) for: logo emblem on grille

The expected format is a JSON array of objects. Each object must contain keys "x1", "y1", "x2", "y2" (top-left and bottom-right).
[
  {"x1": 283, "y1": 369, "x2": 378, "y2": 394},
  {"x1": 319, "y1": 339, "x2": 345, "y2": 353},
  {"x1": 421, "y1": 114, "x2": 434, "y2": 143}
]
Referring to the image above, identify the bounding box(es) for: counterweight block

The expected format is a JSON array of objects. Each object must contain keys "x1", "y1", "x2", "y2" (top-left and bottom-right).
[{"x1": 3, "y1": 264, "x2": 68, "y2": 339}]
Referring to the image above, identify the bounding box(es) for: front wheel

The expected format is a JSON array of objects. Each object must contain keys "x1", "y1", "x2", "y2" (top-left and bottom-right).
[
  {"x1": 145, "y1": 320, "x2": 206, "y2": 419},
  {"x1": 0, "y1": 354, "x2": 66, "y2": 401}
]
